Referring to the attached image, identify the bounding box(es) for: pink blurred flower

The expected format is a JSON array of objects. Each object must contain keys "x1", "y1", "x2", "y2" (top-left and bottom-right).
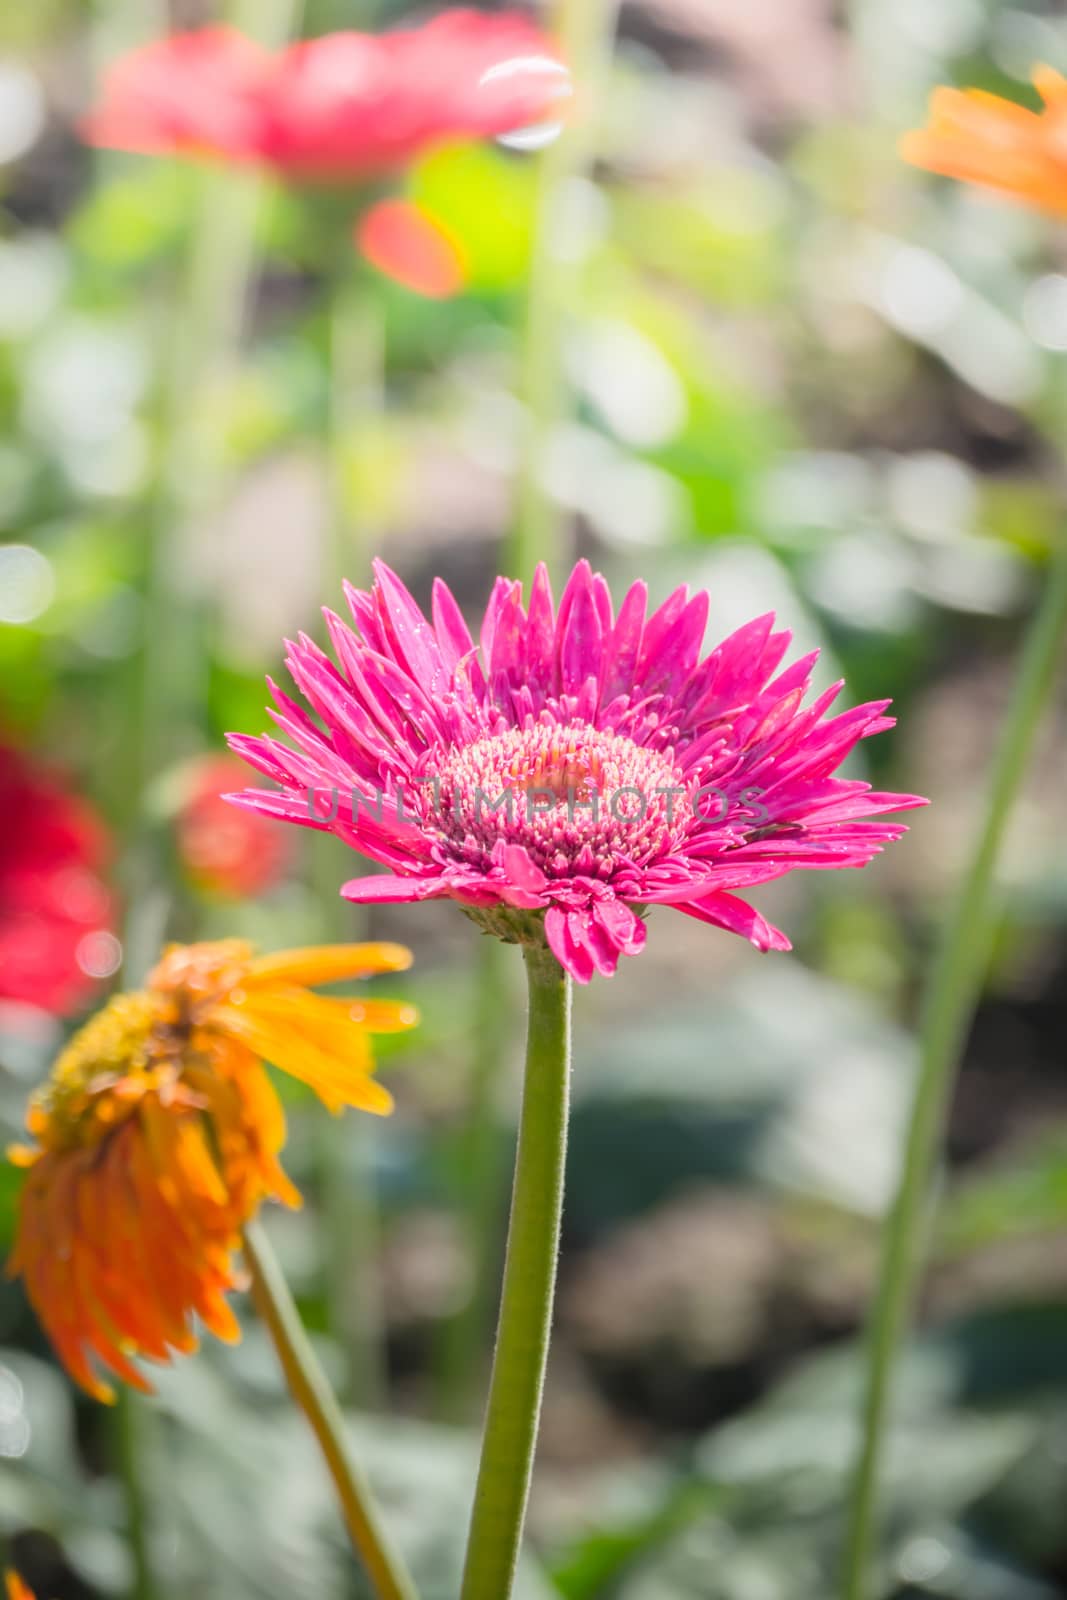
[
  {"x1": 228, "y1": 562, "x2": 926, "y2": 984},
  {"x1": 84, "y1": 13, "x2": 567, "y2": 179},
  {"x1": 0, "y1": 743, "x2": 116, "y2": 1016},
  {"x1": 177, "y1": 754, "x2": 292, "y2": 900}
]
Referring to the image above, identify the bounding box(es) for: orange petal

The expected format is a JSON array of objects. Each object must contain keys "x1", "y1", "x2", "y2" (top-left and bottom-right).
[
  {"x1": 214, "y1": 1001, "x2": 394, "y2": 1116},
  {"x1": 243, "y1": 943, "x2": 413, "y2": 987},
  {"x1": 142, "y1": 1100, "x2": 230, "y2": 1209},
  {"x1": 1033, "y1": 63, "x2": 1067, "y2": 106},
  {"x1": 901, "y1": 72, "x2": 1067, "y2": 217},
  {"x1": 304, "y1": 995, "x2": 419, "y2": 1035}
]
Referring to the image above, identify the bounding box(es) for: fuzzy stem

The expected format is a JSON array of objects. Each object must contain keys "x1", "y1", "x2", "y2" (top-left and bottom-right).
[
  {"x1": 459, "y1": 943, "x2": 572, "y2": 1600},
  {"x1": 841, "y1": 543, "x2": 1067, "y2": 1599},
  {"x1": 243, "y1": 1219, "x2": 419, "y2": 1600}
]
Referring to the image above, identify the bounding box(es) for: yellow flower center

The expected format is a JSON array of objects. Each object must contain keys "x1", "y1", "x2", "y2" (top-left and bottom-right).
[{"x1": 27, "y1": 992, "x2": 179, "y2": 1152}]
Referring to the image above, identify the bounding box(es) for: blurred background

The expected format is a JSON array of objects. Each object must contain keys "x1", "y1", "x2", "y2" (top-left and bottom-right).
[{"x1": 3, "y1": 0, "x2": 1067, "y2": 1596}]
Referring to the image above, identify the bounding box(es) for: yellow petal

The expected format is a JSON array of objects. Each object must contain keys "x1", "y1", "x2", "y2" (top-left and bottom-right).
[
  {"x1": 213, "y1": 1002, "x2": 395, "y2": 1116},
  {"x1": 243, "y1": 943, "x2": 413, "y2": 988}
]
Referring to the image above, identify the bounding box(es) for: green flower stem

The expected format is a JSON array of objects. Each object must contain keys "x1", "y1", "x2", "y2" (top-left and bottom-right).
[
  {"x1": 243, "y1": 1219, "x2": 419, "y2": 1600},
  {"x1": 316, "y1": 267, "x2": 389, "y2": 1407},
  {"x1": 120, "y1": 0, "x2": 301, "y2": 827},
  {"x1": 325, "y1": 268, "x2": 384, "y2": 601},
  {"x1": 103, "y1": 6, "x2": 300, "y2": 1598},
  {"x1": 459, "y1": 942, "x2": 572, "y2": 1600},
  {"x1": 113, "y1": 1389, "x2": 154, "y2": 1600},
  {"x1": 317, "y1": 1104, "x2": 387, "y2": 1410},
  {"x1": 842, "y1": 541, "x2": 1067, "y2": 1600},
  {"x1": 128, "y1": 0, "x2": 304, "y2": 806},
  {"x1": 508, "y1": 0, "x2": 621, "y2": 587}
]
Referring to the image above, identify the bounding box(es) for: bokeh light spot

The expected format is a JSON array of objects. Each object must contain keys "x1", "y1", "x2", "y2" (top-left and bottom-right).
[
  {"x1": 0, "y1": 62, "x2": 45, "y2": 166},
  {"x1": 75, "y1": 930, "x2": 123, "y2": 980},
  {"x1": 0, "y1": 545, "x2": 55, "y2": 625}
]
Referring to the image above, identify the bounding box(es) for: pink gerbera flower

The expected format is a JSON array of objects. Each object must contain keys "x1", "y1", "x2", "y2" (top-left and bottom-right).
[
  {"x1": 227, "y1": 562, "x2": 926, "y2": 984},
  {"x1": 83, "y1": 14, "x2": 566, "y2": 179}
]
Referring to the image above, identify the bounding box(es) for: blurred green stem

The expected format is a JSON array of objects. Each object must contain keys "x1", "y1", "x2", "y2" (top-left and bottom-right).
[
  {"x1": 317, "y1": 1110, "x2": 387, "y2": 1408},
  {"x1": 435, "y1": 938, "x2": 514, "y2": 1418},
  {"x1": 316, "y1": 269, "x2": 388, "y2": 1407},
  {"x1": 459, "y1": 943, "x2": 572, "y2": 1600},
  {"x1": 114, "y1": 1389, "x2": 154, "y2": 1600},
  {"x1": 451, "y1": 0, "x2": 621, "y2": 1499},
  {"x1": 326, "y1": 270, "x2": 384, "y2": 602},
  {"x1": 842, "y1": 544, "x2": 1067, "y2": 1600},
  {"x1": 244, "y1": 1220, "x2": 418, "y2": 1600},
  {"x1": 508, "y1": 0, "x2": 621, "y2": 587},
  {"x1": 133, "y1": 169, "x2": 264, "y2": 798},
  {"x1": 106, "y1": 5, "x2": 303, "y2": 1596},
  {"x1": 127, "y1": 0, "x2": 305, "y2": 809}
]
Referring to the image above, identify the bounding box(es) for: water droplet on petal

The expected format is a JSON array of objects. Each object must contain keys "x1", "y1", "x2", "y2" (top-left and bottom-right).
[{"x1": 479, "y1": 55, "x2": 573, "y2": 152}]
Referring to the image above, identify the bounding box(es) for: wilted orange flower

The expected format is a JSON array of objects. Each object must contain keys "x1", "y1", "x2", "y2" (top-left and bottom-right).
[
  {"x1": 902, "y1": 65, "x2": 1067, "y2": 216},
  {"x1": 5, "y1": 1573, "x2": 35, "y2": 1600},
  {"x1": 8, "y1": 940, "x2": 415, "y2": 1402}
]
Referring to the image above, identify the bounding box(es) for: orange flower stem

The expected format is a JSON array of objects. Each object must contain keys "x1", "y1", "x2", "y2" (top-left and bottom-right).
[
  {"x1": 459, "y1": 942, "x2": 572, "y2": 1600},
  {"x1": 243, "y1": 1219, "x2": 418, "y2": 1600},
  {"x1": 842, "y1": 540, "x2": 1067, "y2": 1599}
]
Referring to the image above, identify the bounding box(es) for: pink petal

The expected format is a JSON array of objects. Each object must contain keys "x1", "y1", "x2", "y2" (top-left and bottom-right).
[
  {"x1": 571, "y1": 912, "x2": 622, "y2": 977},
  {"x1": 558, "y1": 573, "x2": 603, "y2": 697},
  {"x1": 594, "y1": 897, "x2": 647, "y2": 956},
  {"x1": 545, "y1": 906, "x2": 596, "y2": 984},
  {"x1": 493, "y1": 842, "x2": 549, "y2": 894},
  {"x1": 341, "y1": 872, "x2": 449, "y2": 903},
  {"x1": 599, "y1": 579, "x2": 647, "y2": 704},
  {"x1": 525, "y1": 563, "x2": 557, "y2": 699},
  {"x1": 675, "y1": 891, "x2": 792, "y2": 952},
  {"x1": 371, "y1": 559, "x2": 447, "y2": 693},
  {"x1": 431, "y1": 577, "x2": 474, "y2": 672}
]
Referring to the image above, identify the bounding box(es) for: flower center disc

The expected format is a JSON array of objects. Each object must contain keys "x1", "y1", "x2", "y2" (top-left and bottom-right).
[{"x1": 421, "y1": 721, "x2": 692, "y2": 878}]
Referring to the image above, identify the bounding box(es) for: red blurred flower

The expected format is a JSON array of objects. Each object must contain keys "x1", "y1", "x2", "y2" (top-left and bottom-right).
[
  {"x1": 357, "y1": 199, "x2": 467, "y2": 297},
  {"x1": 84, "y1": 12, "x2": 568, "y2": 179},
  {"x1": 177, "y1": 755, "x2": 292, "y2": 900},
  {"x1": 0, "y1": 743, "x2": 116, "y2": 1017}
]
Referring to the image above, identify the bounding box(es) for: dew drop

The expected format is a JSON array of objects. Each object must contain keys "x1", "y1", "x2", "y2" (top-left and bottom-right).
[{"x1": 479, "y1": 55, "x2": 573, "y2": 152}]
